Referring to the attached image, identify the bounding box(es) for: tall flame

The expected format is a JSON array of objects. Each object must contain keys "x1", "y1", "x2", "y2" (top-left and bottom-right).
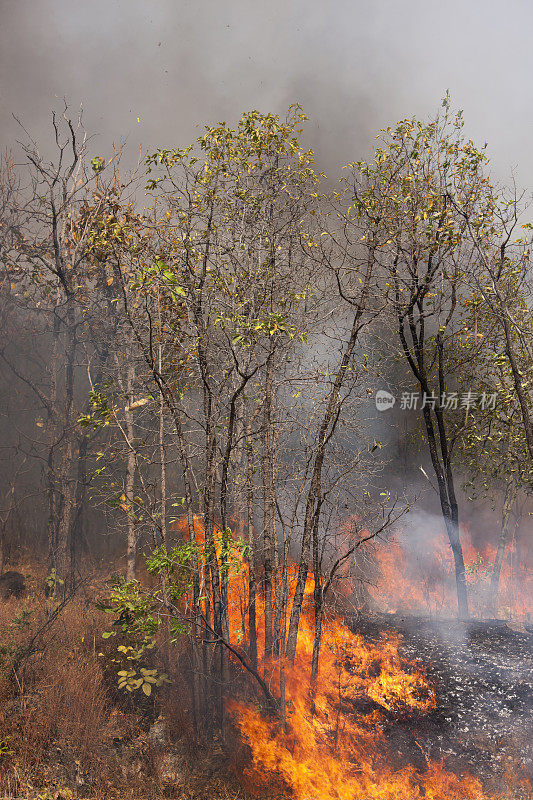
[{"x1": 174, "y1": 516, "x2": 501, "y2": 799}]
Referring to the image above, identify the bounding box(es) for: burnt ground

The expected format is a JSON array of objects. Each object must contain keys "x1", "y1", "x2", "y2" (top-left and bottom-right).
[{"x1": 349, "y1": 614, "x2": 533, "y2": 792}]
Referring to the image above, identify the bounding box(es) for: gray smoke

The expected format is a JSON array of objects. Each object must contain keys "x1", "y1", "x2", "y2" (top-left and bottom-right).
[{"x1": 1, "y1": 0, "x2": 533, "y2": 186}]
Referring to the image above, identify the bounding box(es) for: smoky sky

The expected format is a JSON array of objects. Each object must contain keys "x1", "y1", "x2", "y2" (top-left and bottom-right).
[{"x1": 1, "y1": 0, "x2": 533, "y2": 187}]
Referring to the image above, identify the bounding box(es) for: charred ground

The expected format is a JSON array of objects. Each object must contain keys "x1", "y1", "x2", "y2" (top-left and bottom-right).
[{"x1": 350, "y1": 614, "x2": 533, "y2": 792}]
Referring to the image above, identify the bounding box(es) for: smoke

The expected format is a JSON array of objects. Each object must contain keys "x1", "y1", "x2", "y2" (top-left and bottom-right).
[
  {"x1": 1, "y1": 0, "x2": 533, "y2": 185},
  {"x1": 1, "y1": 0, "x2": 532, "y2": 584},
  {"x1": 368, "y1": 505, "x2": 533, "y2": 625}
]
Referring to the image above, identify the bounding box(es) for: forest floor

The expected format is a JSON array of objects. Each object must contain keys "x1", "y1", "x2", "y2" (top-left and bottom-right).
[{"x1": 351, "y1": 614, "x2": 533, "y2": 795}]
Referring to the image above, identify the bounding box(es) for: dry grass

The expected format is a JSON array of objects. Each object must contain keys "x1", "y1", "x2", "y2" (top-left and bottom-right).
[
  {"x1": 0, "y1": 567, "x2": 140, "y2": 794},
  {"x1": 0, "y1": 562, "x2": 248, "y2": 799},
  {"x1": 20, "y1": 659, "x2": 108, "y2": 757}
]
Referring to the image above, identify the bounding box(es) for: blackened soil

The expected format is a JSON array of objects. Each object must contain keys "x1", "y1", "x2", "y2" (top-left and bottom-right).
[{"x1": 349, "y1": 614, "x2": 533, "y2": 790}]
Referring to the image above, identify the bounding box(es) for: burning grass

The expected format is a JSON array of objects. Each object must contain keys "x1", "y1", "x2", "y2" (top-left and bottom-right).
[
  {"x1": 174, "y1": 517, "x2": 531, "y2": 800},
  {"x1": 230, "y1": 612, "x2": 485, "y2": 800},
  {"x1": 0, "y1": 545, "x2": 530, "y2": 800}
]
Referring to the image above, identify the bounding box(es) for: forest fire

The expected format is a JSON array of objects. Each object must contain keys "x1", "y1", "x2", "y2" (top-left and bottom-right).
[
  {"x1": 1, "y1": 86, "x2": 531, "y2": 800},
  {"x1": 369, "y1": 529, "x2": 532, "y2": 622},
  {"x1": 231, "y1": 624, "x2": 484, "y2": 800},
  {"x1": 177, "y1": 516, "x2": 502, "y2": 800}
]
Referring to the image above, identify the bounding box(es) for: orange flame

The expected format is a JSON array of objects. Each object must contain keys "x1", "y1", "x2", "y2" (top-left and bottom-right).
[
  {"x1": 369, "y1": 527, "x2": 532, "y2": 621},
  {"x1": 174, "y1": 515, "x2": 498, "y2": 799}
]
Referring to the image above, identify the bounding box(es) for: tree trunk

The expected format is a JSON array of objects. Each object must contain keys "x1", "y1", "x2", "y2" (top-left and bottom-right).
[
  {"x1": 54, "y1": 441, "x2": 75, "y2": 588},
  {"x1": 124, "y1": 364, "x2": 136, "y2": 581},
  {"x1": 310, "y1": 510, "x2": 323, "y2": 686},
  {"x1": 158, "y1": 331, "x2": 167, "y2": 548},
  {"x1": 421, "y1": 402, "x2": 469, "y2": 620},
  {"x1": 70, "y1": 433, "x2": 88, "y2": 587},
  {"x1": 489, "y1": 486, "x2": 516, "y2": 613},
  {"x1": 54, "y1": 299, "x2": 78, "y2": 590},
  {"x1": 204, "y1": 405, "x2": 226, "y2": 730},
  {"x1": 262, "y1": 350, "x2": 275, "y2": 658},
  {"x1": 278, "y1": 523, "x2": 289, "y2": 726},
  {"x1": 159, "y1": 391, "x2": 168, "y2": 548},
  {"x1": 443, "y1": 514, "x2": 469, "y2": 619},
  {"x1": 246, "y1": 417, "x2": 258, "y2": 671},
  {"x1": 47, "y1": 309, "x2": 61, "y2": 569},
  {"x1": 171, "y1": 402, "x2": 203, "y2": 736}
]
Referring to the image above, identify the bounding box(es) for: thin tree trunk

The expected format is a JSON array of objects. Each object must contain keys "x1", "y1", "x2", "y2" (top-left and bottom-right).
[
  {"x1": 70, "y1": 433, "x2": 88, "y2": 586},
  {"x1": 171, "y1": 405, "x2": 202, "y2": 736},
  {"x1": 271, "y1": 425, "x2": 282, "y2": 657},
  {"x1": 246, "y1": 417, "x2": 258, "y2": 671},
  {"x1": 204, "y1": 404, "x2": 225, "y2": 730},
  {"x1": 47, "y1": 310, "x2": 60, "y2": 568},
  {"x1": 159, "y1": 388, "x2": 167, "y2": 548},
  {"x1": 55, "y1": 450, "x2": 75, "y2": 586},
  {"x1": 55, "y1": 300, "x2": 77, "y2": 590},
  {"x1": 124, "y1": 364, "x2": 136, "y2": 581},
  {"x1": 262, "y1": 349, "x2": 275, "y2": 658},
  {"x1": 490, "y1": 485, "x2": 516, "y2": 613},
  {"x1": 443, "y1": 514, "x2": 469, "y2": 618},
  {"x1": 419, "y1": 401, "x2": 469, "y2": 620},
  {"x1": 158, "y1": 313, "x2": 167, "y2": 548},
  {"x1": 278, "y1": 544, "x2": 289, "y2": 726},
  {"x1": 310, "y1": 510, "x2": 323, "y2": 686}
]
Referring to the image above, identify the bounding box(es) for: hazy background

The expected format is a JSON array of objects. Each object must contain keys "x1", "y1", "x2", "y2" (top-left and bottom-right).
[
  {"x1": 0, "y1": 0, "x2": 531, "y2": 605},
  {"x1": 1, "y1": 0, "x2": 533, "y2": 187}
]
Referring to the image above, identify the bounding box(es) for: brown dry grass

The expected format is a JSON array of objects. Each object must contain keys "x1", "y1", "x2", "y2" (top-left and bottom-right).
[
  {"x1": 0, "y1": 563, "x2": 250, "y2": 800},
  {"x1": 0, "y1": 568, "x2": 139, "y2": 794}
]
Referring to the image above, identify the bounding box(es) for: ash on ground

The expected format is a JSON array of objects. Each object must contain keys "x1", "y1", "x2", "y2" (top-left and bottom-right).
[{"x1": 350, "y1": 614, "x2": 533, "y2": 792}]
